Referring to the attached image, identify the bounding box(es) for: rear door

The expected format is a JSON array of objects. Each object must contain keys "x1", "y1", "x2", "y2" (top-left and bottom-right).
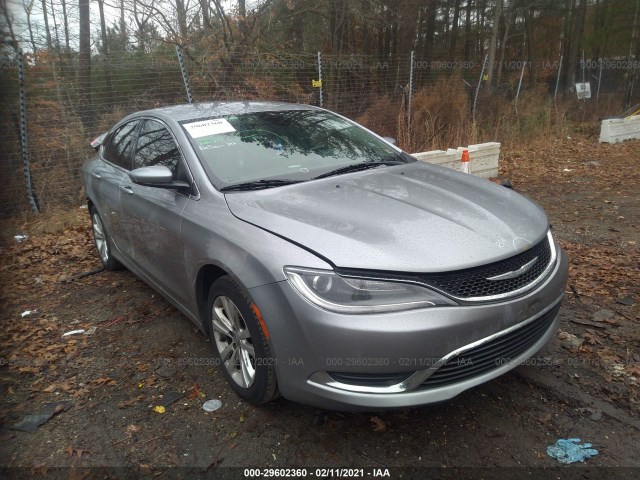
[
  {"x1": 119, "y1": 118, "x2": 193, "y2": 305},
  {"x1": 91, "y1": 120, "x2": 139, "y2": 257}
]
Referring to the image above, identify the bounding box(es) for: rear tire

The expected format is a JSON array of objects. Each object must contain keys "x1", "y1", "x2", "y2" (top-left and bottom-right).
[
  {"x1": 207, "y1": 276, "x2": 278, "y2": 404},
  {"x1": 89, "y1": 206, "x2": 123, "y2": 271}
]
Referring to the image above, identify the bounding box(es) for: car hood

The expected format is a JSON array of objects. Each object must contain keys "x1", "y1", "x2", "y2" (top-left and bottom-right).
[{"x1": 224, "y1": 162, "x2": 549, "y2": 272}]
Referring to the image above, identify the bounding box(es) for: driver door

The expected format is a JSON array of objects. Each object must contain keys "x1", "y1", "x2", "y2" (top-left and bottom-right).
[{"x1": 119, "y1": 119, "x2": 192, "y2": 306}]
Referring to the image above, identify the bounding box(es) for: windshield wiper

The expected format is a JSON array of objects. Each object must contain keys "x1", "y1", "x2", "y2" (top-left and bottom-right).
[
  {"x1": 220, "y1": 179, "x2": 303, "y2": 192},
  {"x1": 313, "y1": 160, "x2": 405, "y2": 180}
]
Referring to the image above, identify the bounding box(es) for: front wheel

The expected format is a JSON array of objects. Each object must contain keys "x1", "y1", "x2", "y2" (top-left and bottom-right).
[{"x1": 207, "y1": 276, "x2": 278, "y2": 404}]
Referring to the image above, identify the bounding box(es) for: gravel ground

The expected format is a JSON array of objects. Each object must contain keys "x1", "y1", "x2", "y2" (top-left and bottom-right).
[{"x1": 0, "y1": 133, "x2": 638, "y2": 478}]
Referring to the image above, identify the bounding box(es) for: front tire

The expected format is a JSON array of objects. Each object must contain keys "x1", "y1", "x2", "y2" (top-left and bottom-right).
[
  {"x1": 207, "y1": 276, "x2": 278, "y2": 404},
  {"x1": 89, "y1": 206, "x2": 122, "y2": 271}
]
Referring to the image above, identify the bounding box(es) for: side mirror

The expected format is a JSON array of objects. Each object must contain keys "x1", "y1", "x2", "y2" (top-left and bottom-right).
[
  {"x1": 128, "y1": 166, "x2": 190, "y2": 189},
  {"x1": 91, "y1": 132, "x2": 108, "y2": 151},
  {"x1": 382, "y1": 136, "x2": 396, "y2": 145}
]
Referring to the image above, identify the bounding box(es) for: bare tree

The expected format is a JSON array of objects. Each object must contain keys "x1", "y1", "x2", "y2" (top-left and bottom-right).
[
  {"x1": 40, "y1": 0, "x2": 53, "y2": 51},
  {"x1": 23, "y1": 0, "x2": 38, "y2": 52},
  {"x1": 61, "y1": 0, "x2": 70, "y2": 54},
  {"x1": 486, "y1": 0, "x2": 503, "y2": 88},
  {"x1": 0, "y1": 1, "x2": 18, "y2": 50},
  {"x1": 449, "y1": 0, "x2": 462, "y2": 56},
  {"x1": 79, "y1": 0, "x2": 92, "y2": 127},
  {"x1": 97, "y1": 0, "x2": 114, "y2": 104},
  {"x1": 566, "y1": 0, "x2": 587, "y2": 88}
]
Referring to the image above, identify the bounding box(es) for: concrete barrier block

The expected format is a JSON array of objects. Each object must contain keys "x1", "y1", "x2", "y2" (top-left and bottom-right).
[
  {"x1": 413, "y1": 149, "x2": 462, "y2": 172},
  {"x1": 599, "y1": 115, "x2": 640, "y2": 143},
  {"x1": 466, "y1": 142, "x2": 500, "y2": 178},
  {"x1": 412, "y1": 142, "x2": 500, "y2": 178}
]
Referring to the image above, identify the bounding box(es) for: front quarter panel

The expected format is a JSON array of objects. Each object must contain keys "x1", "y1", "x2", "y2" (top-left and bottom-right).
[{"x1": 180, "y1": 188, "x2": 331, "y2": 320}]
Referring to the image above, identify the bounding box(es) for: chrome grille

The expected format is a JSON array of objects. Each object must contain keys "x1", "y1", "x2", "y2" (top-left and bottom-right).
[
  {"x1": 420, "y1": 303, "x2": 561, "y2": 390},
  {"x1": 419, "y1": 234, "x2": 553, "y2": 300}
]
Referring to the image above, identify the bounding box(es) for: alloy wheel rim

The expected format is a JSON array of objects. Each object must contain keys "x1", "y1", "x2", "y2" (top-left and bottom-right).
[
  {"x1": 211, "y1": 296, "x2": 256, "y2": 388},
  {"x1": 92, "y1": 213, "x2": 109, "y2": 264}
]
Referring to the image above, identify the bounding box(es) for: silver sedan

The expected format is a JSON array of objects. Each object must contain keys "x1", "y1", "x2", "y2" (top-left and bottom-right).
[{"x1": 83, "y1": 102, "x2": 568, "y2": 410}]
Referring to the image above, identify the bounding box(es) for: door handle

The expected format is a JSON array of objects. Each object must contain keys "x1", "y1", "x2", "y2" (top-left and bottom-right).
[
  {"x1": 92, "y1": 172, "x2": 102, "y2": 179},
  {"x1": 120, "y1": 185, "x2": 134, "y2": 195}
]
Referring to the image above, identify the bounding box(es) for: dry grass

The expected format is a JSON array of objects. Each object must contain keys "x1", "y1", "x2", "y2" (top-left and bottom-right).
[
  {"x1": 0, "y1": 206, "x2": 88, "y2": 247},
  {"x1": 356, "y1": 95, "x2": 402, "y2": 139},
  {"x1": 399, "y1": 76, "x2": 473, "y2": 152}
]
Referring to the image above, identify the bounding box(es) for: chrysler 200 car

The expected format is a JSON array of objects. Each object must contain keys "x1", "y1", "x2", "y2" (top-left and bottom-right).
[{"x1": 83, "y1": 102, "x2": 568, "y2": 410}]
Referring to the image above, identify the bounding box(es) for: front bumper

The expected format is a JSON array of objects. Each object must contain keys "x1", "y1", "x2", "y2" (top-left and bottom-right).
[{"x1": 249, "y1": 247, "x2": 568, "y2": 410}]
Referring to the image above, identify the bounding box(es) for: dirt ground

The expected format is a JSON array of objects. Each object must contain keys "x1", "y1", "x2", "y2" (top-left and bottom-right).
[{"x1": 0, "y1": 132, "x2": 639, "y2": 478}]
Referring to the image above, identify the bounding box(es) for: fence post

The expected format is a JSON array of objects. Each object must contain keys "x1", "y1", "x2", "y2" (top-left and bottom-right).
[
  {"x1": 597, "y1": 57, "x2": 603, "y2": 102},
  {"x1": 554, "y1": 55, "x2": 563, "y2": 103},
  {"x1": 407, "y1": 50, "x2": 415, "y2": 142},
  {"x1": 473, "y1": 54, "x2": 488, "y2": 123},
  {"x1": 317, "y1": 51, "x2": 323, "y2": 108},
  {"x1": 17, "y1": 48, "x2": 39, "y2": 213},
  {"x1": 175, "y1": 45, "x2": 193, "y2": 104},
  {"x1": 515, "y1": 60, "x2": 526, "y2": 114}
]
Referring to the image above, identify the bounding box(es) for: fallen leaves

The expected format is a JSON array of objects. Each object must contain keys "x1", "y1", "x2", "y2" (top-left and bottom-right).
[
  {"x1": 186, "y1": 383, "x2": 205, "y2": 400},
  {"x1": 43, "y1": 379, "x2": 76, "y2": 393},
  {"x1": 65, "y1": 446, "x2": 89, "y2": 459},
  {"x1": 118, "y1": 395, "x2": 144, "y2": 409},
  {"x1": 370, "y1": 416, "x2": 386, "y2": 432},
  {"x1": 91, "y1": 377, "x2": 116, "y2": 386}
]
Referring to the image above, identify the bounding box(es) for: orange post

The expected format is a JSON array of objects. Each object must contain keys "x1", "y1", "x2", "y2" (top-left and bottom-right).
[{"x1": 461, "y1": 148, "x2": 470, "y2": 174}]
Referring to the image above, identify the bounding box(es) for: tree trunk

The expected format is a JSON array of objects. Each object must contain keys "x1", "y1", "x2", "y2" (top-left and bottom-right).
[
  {"x1": 175, "y1": 0, "x2": 188, "y2": 39},
  {"x1": 24, "y1": 0, "x2": 37, "y2": 53},
  {"x1": 464, "y1": 0, "x2": 472, "y2": 61},
  {"x1": 525, "y1": 6, "x2": 535, "y2": 86},
  {"x1": 496, "y1": 4, "x2": 514, "y2": 86},
  {"x1": 41, "y1": 0, "x2": 53, "y2": 51},
  {"x1": 449, "y1": 0, "x2": 461, "y2": 56},
  {"x1": 49, "y1": 0, "x2": 62, "y2": 53},
  {"x1": 293, "y1": 2, "x2": 304, "y2": 51},
  {"x1": 61, "y1": 0, "x2": 70, "y2": 55},
  {"x1": 423, "y1": 0, "x2": 437, "y2": 61},
  {"x1": 567, "y1": 0, "x2": 587, "y2": 88},
  {"x1": 120, "y1": 0, "x2": 127, "y2": 48},
  {"x1": 200, "y1": 0, "x2": 212, "y2": 31},
  {"x1": 361, "y1": 0, "x2": 369, "y2": 54},
  {"x1": 97, "y1": 0, "x2": 114, "y2": 105},
  {"x1": 443, "y1": 0, "x2": 450, "y2": 37},
  {"x1": 238, "y1": 0, "x2": 249, "y2": 43},
  {"x1": 486, "y1": 0, "x2": 502, "y2": 88},
  {"x1": 478, "y1": 0, "x2": 487, "y2": 56},
  {"x1": 78, "y1": 0, "x2": 92, "y2": 129}
]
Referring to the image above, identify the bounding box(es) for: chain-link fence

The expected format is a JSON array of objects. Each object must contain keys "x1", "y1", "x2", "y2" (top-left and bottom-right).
[{"x1": 1, "y1": 48, "x2": 637, "y2": 216}]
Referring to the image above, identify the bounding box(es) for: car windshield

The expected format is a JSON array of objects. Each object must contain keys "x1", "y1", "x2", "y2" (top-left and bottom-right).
[{"x1": 180, "y1": 109, "x2": 408, "y2": 189}]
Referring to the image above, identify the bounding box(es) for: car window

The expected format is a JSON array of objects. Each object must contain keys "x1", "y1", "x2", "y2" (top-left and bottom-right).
[
  {"x1": 134, "y1": 120, "x2": 181, "y2": 179},
  {"x1": 180, "y1": 110, "x2": 405, "y2": 186},
  {"x1": 104, "y1": 121, "x2": 138, "y2": 169}
]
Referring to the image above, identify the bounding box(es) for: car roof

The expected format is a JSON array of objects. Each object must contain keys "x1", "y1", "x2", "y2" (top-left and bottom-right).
[{"x1": 129, "y1": 101, "x2": 320, "y2": 123}]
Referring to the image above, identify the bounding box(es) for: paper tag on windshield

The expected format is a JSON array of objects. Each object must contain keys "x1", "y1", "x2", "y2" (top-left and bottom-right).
[{"x1": 183, "y1": 118, "x2": 236, "y2": 138}]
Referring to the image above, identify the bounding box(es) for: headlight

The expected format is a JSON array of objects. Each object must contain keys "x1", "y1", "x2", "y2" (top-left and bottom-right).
[{"x1": 284, "y1": 267, "x2": 456, "y2": 314}]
